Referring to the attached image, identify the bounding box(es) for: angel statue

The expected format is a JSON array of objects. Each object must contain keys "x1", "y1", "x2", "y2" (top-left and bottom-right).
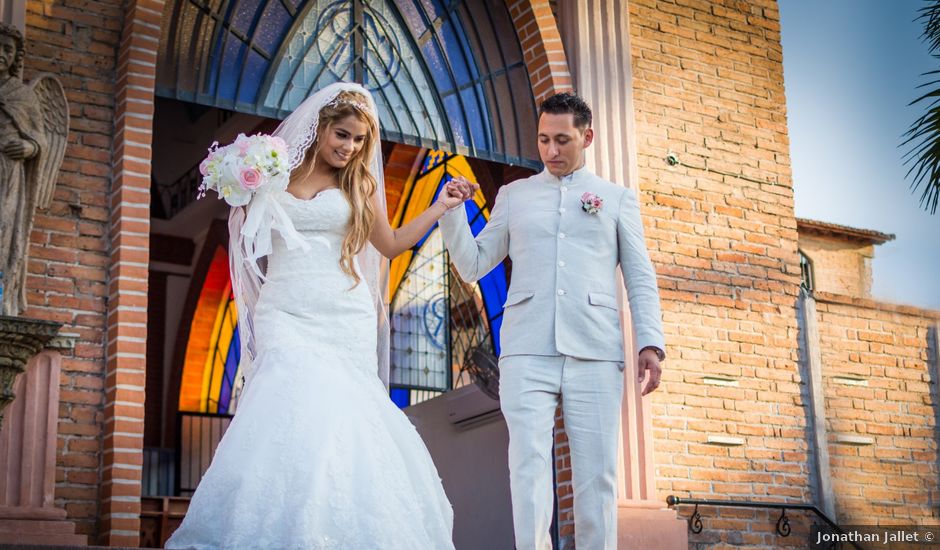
[{"x1": 0, "y1": 22, "x2": 69, "y2": 317}]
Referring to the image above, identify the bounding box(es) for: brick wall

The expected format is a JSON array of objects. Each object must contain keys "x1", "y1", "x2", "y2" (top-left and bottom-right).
[
  {"x1": 628, "y1": 0, "x2": 808, "y2": 547},
  {"x1": 23, "y1": 0, "x2": 123, "y2": 539},
  {"x1": 813, "y1": 291, "x2": 940, "y2": 525},
  {"x1": 383, "y1": 142, "x2": 423, "y2": 218},
  {"x1": 799, "y1": 234, "x2": 873, "y2": 298}
]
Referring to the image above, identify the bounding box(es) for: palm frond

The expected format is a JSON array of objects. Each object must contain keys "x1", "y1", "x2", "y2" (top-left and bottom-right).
[
  {"x1": 901, "y1": 0, "x2": 940, "y2": 214},
  {"x1": 917, "y1": 1, "x2": 940, "y2": 55}
]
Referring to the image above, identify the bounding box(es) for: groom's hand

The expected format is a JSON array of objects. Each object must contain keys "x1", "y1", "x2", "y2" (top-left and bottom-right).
[
  {"x1": 438, "y1": 178, "x2": 478, "y2": 209},
  {"x1": 637, "y1": 348, "x2": 662, "y2": 396},
  {"x1": 450, "y1": 176, "x2": 478, "y2": 200}
]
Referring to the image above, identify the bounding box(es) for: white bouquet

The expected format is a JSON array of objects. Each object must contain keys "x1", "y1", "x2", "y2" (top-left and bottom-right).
[{"x1": 197, "y1": 133, "x2": 291, "y2": 206}]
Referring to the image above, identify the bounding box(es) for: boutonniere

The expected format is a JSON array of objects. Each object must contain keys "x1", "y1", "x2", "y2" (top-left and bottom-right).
[{"x1": 580, "y1": 192, "x2": 603, "y2": 214}]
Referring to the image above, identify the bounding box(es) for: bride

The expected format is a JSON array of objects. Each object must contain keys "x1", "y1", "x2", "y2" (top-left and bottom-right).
[{"x1": 165, "y1": 82, "x2": 474, "y2": 549}]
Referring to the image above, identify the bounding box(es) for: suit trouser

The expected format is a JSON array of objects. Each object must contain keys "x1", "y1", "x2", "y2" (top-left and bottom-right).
[{"x1": 499, "y1": 354, "x2": 624, "y2": 550}]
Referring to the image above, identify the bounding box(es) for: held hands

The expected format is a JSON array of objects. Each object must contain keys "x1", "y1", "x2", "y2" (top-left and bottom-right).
[
  {"x1": 436, "y1": 176, "x2": 479, "y2": 210},
  {"x1": 637, "y1": 347, "x2": 662, "y2": 396}
]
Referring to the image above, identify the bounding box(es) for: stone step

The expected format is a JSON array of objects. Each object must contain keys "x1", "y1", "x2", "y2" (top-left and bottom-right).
[
  {"x1": 0, "y1": 520, "x2": 77, "y2": 535},
  {"x1": 0, "y1": 543, "x2": 161, "y2": 549},
  {"x1": 0, "y1": 546, "x2": 159, "y2": 549},
  {"x1": 0, "y1": 532, "x2": 88, "y2": 545}
]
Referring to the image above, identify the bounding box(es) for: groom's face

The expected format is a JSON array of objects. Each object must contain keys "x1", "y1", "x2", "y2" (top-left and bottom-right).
[{"x1": 537, "y1": 113, "x2": 593, "y2": 177}]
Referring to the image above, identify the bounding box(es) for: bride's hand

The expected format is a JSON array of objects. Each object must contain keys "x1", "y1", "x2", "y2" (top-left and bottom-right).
[
  {"x1": 438, "y1": 177, "x2": 478, "y2": 209},
  {"x1": 451, "y1": 176, "x2": 477, "y2": 200}
]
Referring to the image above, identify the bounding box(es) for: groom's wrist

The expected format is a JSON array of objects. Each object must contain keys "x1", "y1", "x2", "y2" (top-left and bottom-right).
[{"x1": 640, "y1": 346, "x2": 665, "y2": 361}]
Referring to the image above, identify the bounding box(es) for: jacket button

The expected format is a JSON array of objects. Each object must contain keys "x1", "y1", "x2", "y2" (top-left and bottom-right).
[
  {"x1": 559, "y1": 207, "x2": 566, "y2": 213},
  {"x1": 558, "y1": 260, "x2": 566, "y2": 267},
  {"x1": 561, "y1": 185, "x2": 568, "y2": 192},
  {"x1": 557, "y1": 289, "x2": 566, "y2": 296},
  {"x1": 559, "y1": 232, "x2": 566, "y2": 239}
]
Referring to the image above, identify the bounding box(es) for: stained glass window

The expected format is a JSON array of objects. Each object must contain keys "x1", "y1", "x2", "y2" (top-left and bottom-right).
[
  {"x1": 158, "y1": 0, "x2": 540, "y2": 167},
  {"x1": 388, "y1": 150, "x2": 508, "y2": 405},
  {"x1": 177, "y1": 246, "x2": 242, "y2": 415}
]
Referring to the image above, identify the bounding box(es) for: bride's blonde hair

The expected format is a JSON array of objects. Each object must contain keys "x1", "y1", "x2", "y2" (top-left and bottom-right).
[{"x1": 290, "y1": 90, "x2": 379, "y2": 286}]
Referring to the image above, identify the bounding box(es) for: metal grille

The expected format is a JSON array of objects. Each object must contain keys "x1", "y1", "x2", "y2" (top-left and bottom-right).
[
  {"x1": 176, "y1": 412, "x2": 233, "y2": 496},
  {"x1": 448, "y1": 263, "x2": 494, "y2": 390},
  {"x1": 142, "y1": 448, "x2": 177, "y2": 497},
  {"x1": 389, "y1": 229, "x2": 451, "y2": 391}
]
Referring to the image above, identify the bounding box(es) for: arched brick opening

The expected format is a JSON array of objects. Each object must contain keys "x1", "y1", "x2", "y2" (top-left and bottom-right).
[{"x1": 509, "y1": 0, "x2": 573, "y2": 103}]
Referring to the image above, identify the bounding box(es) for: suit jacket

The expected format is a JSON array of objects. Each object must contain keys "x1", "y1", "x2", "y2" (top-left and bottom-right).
[{"x1": 438, "y1": 166, "x2": 665, "y2": 362}]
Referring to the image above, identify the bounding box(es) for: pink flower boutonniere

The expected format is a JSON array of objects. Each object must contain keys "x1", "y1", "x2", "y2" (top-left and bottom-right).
[{"x1": 580, "y1": 192, "x2": 603, "y2": 214}]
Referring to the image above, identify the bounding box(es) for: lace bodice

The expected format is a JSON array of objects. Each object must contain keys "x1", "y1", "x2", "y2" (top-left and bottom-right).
[
  {"x1": 251, "y1": 188, "x2": 376, "y2": 372},
  {"x1": 264, "y1": 188, "x2": 351, "y2": 278}
]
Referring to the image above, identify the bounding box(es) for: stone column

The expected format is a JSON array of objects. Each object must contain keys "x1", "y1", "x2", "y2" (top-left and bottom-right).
[
  {"x1": 0, "y1": 343, "x2": 86, "y2": 545},
  {"x1": 557, "y1": 1, "x2": 686, "y2": 546},
  {"x1": 798, "y1": 292, "x2": 836, "y2": 519}
]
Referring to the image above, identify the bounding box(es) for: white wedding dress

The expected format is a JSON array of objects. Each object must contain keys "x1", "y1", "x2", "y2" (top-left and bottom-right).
[{"x1": 166, "y1": 188, "x2": 454, "y2": 549}]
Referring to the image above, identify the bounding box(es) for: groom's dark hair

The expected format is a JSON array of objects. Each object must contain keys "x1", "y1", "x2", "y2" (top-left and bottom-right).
[{"x1": 538, "y1": 93, "x2": 592, "y2": 129}]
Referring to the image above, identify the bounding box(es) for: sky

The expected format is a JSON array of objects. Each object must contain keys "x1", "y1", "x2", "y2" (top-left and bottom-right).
[{"x1": 779, "y1": 0, "x2": 940, "y2": 309}]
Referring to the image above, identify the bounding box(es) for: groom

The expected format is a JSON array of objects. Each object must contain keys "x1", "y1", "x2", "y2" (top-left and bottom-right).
[{"x1": 439, "y1": 93, "x2": 665, "y2": 549}]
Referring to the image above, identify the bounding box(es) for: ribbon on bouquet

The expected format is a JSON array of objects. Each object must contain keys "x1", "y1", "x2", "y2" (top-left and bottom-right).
[{"x1": 239, "y1": 190, "x2": 312, "y2": 280}]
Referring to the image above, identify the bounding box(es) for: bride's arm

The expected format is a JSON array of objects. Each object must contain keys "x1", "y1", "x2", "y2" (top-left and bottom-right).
[{"x1": 368, "y1": 181, "x2": 475, "y2": 259}]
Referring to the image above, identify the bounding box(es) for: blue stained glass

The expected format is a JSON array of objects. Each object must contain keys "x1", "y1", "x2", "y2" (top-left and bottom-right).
[
  {"x1": 229, "y1": 0, "x2": 261, "y2": 35},
  {"x1": 418, "y1": 0, "x2": 446, "y2": 21},
  {"x1": 216, "y1": 36, "x2": 246, "y2": 100},
  {"x1": 420, "y1": 41, "x2": 452, "y2": 93},
  {"x1": 255, "y1": 0, "x2": 293, "y2": 55},
  {"x1": 390, "y1": 387, "x2": 411, "y2": 409},
  {"x1": 438, "y1": 18, "x2": 472, "y2": 87},
  {"x1": 393, "y1": 0, "x2": 427, "y2": 37},
  {"x1": 479, "y1": 265, "x2": 507, "y2": 355},
  {"x1": 218, "y1": 328, "x2": 241, "y2": 415},
  {"x1": 464, "y1": 201, "x2": 508, "y2": 355},
  {"x1": 421, "y1": 151, "x2": 447, "y2": 174},
  {"x1": 442, "y1": 94, "x2": 467, "y2": 146},
  {"x1": 238, "y1": 49, "x2": 268, "y2": 103},
  {"x1": 460, "y1": 85, "x2": 489, "y2": 150}
]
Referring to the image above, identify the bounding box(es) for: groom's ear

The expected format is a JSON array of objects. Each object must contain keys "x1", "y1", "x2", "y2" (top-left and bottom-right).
[{"x1": 582, "y1": 127, "x2": 594, "y2": 149}]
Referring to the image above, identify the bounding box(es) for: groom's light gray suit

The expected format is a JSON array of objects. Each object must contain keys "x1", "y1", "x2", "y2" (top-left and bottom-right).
[{"x1": 439, "y1": 165, "x2": 665, "y2": 550}]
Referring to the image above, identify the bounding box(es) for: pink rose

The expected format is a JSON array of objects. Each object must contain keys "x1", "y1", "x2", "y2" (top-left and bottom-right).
[
  {"x1": 199, "y1": 157, "x2": 211, "y2": 176},
  {"x1": 581, "y1": 192, "x2": 592, "y2": 202},
  {"x1": 239, "y1": 167, "x2": 263, "y2": 190}
]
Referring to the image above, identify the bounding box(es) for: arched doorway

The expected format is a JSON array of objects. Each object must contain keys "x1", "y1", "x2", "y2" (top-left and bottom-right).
[{"x1": 140, "y1": 1, "x2": 550, "y2": 545}]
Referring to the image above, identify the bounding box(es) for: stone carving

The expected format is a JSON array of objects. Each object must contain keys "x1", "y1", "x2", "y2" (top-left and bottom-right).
[
  {"x1": 0, "y1": 22, "x2": 69, "y2": 316},
  {"x1": 0, "y1": 315, "x2": 60, "y2": 427}
]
